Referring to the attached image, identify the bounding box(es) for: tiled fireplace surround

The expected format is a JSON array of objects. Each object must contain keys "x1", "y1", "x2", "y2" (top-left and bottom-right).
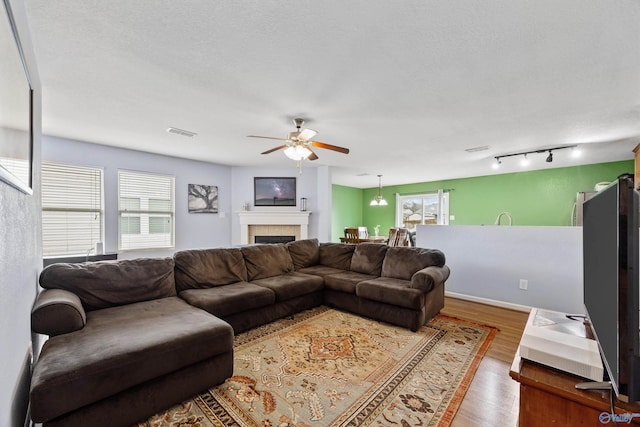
[{"x1": 238, "y1": 211, "x2": 311, "y2": 245}]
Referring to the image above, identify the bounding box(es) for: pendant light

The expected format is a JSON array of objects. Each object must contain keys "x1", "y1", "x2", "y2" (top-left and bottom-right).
[{"x1": 370, "y1": 175, "x2": 388, "y2": 206}]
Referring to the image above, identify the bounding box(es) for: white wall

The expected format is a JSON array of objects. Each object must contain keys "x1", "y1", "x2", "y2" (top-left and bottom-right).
[
  {"x1": 1, "y1": 1, "x2": 42, "y2": 425},
  {"x1": 43, "y1": 136, "x2": 234, "y2": 258},
  {"x1": 417, "y1": 225, "x2": 583, "y2": 314},
  {"x1": 230, "y1": 166, "x2": 324, "y2": 245}
]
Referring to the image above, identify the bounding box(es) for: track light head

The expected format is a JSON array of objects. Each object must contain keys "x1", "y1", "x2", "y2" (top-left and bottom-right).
[{"x1": 546, "y1": 151, "x2": 553, "y2": 162}]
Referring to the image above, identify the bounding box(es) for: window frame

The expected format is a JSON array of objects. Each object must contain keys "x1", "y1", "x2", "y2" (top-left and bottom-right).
[
  {"x1": 41, "y1": 161, "x2": 105, "y2": 257},
  {"x1": 117, "y1": 169, "x2": 175, "y2": 251},
  {"x1": 395, "y1": 190, "x2": 450, "y2": 230}
]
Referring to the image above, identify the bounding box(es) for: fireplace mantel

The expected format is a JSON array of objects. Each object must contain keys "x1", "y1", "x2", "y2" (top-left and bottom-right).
[{"x1": 238, "y1": 211, "x2": 311, "y2": 244}]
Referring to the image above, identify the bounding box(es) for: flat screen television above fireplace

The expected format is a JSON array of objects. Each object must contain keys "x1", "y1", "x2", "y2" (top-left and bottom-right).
[{"x1": 254, "y1": 177, "x2": 296, "y2": 207}]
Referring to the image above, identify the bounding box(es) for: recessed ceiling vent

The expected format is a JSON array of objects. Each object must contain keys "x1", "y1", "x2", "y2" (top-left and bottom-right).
[
  {"x1": 464, "y1": 145, "x2": 489, "y2": 153},
  {"x1": 167, "y1": 127, "x2": 197, "y2": 137}
]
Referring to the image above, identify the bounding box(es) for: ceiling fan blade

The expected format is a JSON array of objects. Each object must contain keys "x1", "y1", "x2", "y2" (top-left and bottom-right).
[
  {"x1": 309, "y1": 140, "x2": 350, "y2": 154},
  {"x1": 307, "y1": 148, "x2": 319, "y2": 161},
  {"x1": 247, "y1": 135, "x2": 289, "y2": 141},
  {"x1": 298, "y1": 128, "x2": 318, "y2": 141},
  {"x1": 261, "y1": 145, "x2": 288, "y2": 155}
]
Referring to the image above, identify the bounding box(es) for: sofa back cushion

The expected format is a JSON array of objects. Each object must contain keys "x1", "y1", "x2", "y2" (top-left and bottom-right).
[
  {"x1": 174, "y1": 248, "x2": 248, "y2": 291},
  {"x1": 241, "y1": 244, "x2": 294, "y2": 281},
  {"x1": 381, "y1": 247, "x2": 446, "y2": 280},
  {"x1": 39, "y1": 258, "x2": 176, "y2": 311},
  {"x1": 286, "y1": 238, "x2": 320, "y2": 269},
  {"x1": 351, "y1": 243, "x2": 388, "y2": 275},
  {"x1": 319, "y1": 243, "x2": 355, "y2": 270}
]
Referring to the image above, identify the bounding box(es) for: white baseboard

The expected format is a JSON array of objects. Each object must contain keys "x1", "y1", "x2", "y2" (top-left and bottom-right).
[{"x1": 445, "y1": 291, "x2": 532, "y2": 313}]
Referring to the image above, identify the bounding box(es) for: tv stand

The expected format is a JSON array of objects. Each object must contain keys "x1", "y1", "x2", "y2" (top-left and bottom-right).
[
  {"x1": 511, "y1": 309, "x2": 640, "y2": 425},
  {"x1": 575, "y1": 381, "x2": 612, "y2": 391}
]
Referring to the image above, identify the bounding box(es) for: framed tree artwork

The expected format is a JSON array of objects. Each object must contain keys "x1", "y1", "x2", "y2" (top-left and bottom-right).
[
  {"x1": 188, "y1": 184, "x2": 218, "y2": 213},
  {"x1": 254, "y1": 177, "x2": 296, "y2": 206}
]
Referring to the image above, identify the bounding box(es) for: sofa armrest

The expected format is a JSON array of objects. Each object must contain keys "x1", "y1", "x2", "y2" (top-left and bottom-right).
[
  {"x1": 32, "y1": 289, "x2": 86, "y2": 336},
  {"x1": 410, "y1": 265, "x2": 451, "y2": 292}
]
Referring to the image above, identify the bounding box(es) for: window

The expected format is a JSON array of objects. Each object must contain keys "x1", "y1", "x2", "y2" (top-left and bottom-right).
[
  {"x1": 118, "y1": 170, "x2": 174, "y2": 250},
  {"x1": 41, "y1": 162, "x2": 104, "y2": 256},
  {"x1": 395, "y1": 190, "x2": 450, "y2": 232}
]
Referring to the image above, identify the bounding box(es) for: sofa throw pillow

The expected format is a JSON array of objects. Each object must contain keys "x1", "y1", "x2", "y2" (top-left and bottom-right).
[
  {"x1": 319, "y1": 243, "x2": 355, "y2": 270},
  {"x1": 286, "y1": 238, "x2": 320, "y2": 269},
  {"x1": 39, "y1": 257, "x2": 176, "y2": 311},
  {"x1": 350, "y1": 243, "x2": 388, "y2": 275},
  {"x1": 381, "y1": 247, "x2": 446, "y2": 280},
  {"x1": 241, "y1": 244, "x2": 294, "y2": 281},
  {"x1": 174, "y1": 248, "x2": 248, "y2": 291}
]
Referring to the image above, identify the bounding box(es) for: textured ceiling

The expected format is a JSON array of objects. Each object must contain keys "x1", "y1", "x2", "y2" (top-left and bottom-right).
[{"x1": 23, "y1": 0, "x2": 640, "y2": 187}]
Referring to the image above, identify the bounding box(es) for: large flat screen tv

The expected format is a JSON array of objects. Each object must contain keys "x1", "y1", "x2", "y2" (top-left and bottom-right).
[{"x1": 582, "y1": 175, "x2": 640, "y2": 402}]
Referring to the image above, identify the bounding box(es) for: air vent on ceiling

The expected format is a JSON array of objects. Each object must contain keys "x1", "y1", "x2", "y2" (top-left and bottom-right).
[
  {"x1": 464, "y1": 145, "x2": 489, "y2": 153},
  {"x1": 167, "y1": 127, "x2": 197, "y2": 138}
]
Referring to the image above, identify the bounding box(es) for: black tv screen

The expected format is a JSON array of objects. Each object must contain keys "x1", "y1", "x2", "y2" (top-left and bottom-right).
[{"x1": 583, "y1": 176, "x2": 640, "y2": 402}]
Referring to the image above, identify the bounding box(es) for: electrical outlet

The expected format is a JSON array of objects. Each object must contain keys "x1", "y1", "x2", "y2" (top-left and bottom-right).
[
  {"x1": 519, "y1": 279, "x2": 528, "y2": 290},
  {"x1": 450, "y1": 215, "x2": 455, "y2": 221}
]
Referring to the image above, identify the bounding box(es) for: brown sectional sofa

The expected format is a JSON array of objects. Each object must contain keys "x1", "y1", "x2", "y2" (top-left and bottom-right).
[{"x1": 29, "y1": 239, "x2": 449, "y2": 427}]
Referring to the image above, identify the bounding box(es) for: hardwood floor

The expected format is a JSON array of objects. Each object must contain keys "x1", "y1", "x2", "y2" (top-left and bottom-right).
[{"x1": 441, "y1": 296, "x2": 529, "y2": 427}]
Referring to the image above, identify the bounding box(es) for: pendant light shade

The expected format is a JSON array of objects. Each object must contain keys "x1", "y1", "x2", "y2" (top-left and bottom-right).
[{"x1": 370, "y1": 175, "x2": 388, "y2": 206}]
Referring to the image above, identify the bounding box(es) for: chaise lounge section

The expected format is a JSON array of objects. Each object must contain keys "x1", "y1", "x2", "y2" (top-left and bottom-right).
[
  {"x1": 29, "y1": 239, "x2": 450, "y2": 426},
  {"x1": 30, "y1": 258, "x2": 234, "y2": 427}
]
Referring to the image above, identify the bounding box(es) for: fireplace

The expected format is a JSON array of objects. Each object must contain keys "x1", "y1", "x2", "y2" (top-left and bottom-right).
[
  {"x1": 255, "y1": 236, "x2": 295, "y2": 244},
  {"x1": 238, "y1": 211, "x2": 311, "y2": 245}
]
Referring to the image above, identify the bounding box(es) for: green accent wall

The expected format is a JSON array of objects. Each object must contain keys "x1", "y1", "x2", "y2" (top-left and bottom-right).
[
  {"x1": 331, "y1": 184, "x2": 363, "y2": 241},
  {"x1": 333, "y1": 160, "x2": 633, "y2": 239}
]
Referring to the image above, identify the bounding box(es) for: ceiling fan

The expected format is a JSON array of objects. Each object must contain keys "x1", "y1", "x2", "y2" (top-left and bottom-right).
[{"x1": 247, "y1": 118, "x2": 350, "y2": 161}]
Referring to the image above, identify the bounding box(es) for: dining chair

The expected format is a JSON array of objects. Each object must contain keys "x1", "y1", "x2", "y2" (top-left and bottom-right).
[
  {"x1": 387, "y1": 227, "x2": 409, "y2": 247},
  {"x1": 357, "y1": 226, "x2": 369, "y2": 239},
  {"x1": 343, "y1": 227, "x2": 361, "y2": 244}
]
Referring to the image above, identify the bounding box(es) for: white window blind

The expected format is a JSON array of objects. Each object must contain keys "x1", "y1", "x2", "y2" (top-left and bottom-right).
[
  {"x1": 0, "y1": 157, "x2": 30, "y2": 186},
  {"x1": 118, "y1": 169, "x2": 175, "y2": 251},
  {"x1": 41, "y1": 162, "x2": 104, "y2": 256}
]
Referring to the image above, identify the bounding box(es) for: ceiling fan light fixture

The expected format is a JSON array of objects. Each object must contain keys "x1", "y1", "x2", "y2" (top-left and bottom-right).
[{"x1": 284, "y1": 145, "x2": 312, "y2": 161}]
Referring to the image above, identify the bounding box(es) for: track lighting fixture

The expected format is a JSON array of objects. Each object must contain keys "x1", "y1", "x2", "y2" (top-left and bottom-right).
[
  {"x1": 493, "y1": 144, "x2": 577, "y2": 168},
  {"x1": 546, "y1": 151, "x2": 553, "y2": 162}
]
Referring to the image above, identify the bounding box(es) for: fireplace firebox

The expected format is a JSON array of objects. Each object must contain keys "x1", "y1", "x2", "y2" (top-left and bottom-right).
[{"x1": 254, "y1": 236, "x2": 295, "y2": 244}]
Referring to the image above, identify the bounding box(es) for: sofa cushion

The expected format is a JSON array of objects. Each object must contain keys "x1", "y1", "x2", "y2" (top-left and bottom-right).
[
  {"x1": 356, "y1": 277, "x2": 425, "y2": 310},
  {"x1": 350, "y1": 243, "x2": 388, "y2": 275},
  {"x1": 179, "y1": 282, "x2": 275, "y2": 317},
  {"x1": 319, "y1": 243, "x2": 355, "y2": 270},
  {"x1": 29, "y1": 297, "x2": 233, "y2": 423},
  {"x1": 324, "y1": 271, "x2": 378, "y2": 294},
  {"x1": 241, "y1": 244, "x2": 294, "y2": 281},
  {"x1": 286, "y1": 238, "x2": 320, "y2": 269},
  {"x1": 251, "y1": 272, "x2": 324, "y2": 301},
  {"x1": 381, "y1": 247, "x2": 446, "y2": 280},
  {"x1": 31, "y1": 289, "x2": 86, "y2": 336},
  {"x1": 297, "y1": 265, "x2": 346, "y2": 277},
  {"x1": 174, "y1": 248, "x2": 248, "y2": 291},
  {"x1": 39, "y1": 258, "x2": 176, "y2": 311}
]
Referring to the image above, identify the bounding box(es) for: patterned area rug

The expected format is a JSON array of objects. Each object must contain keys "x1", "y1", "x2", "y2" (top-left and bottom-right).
[{"x1": 137, "y1": 306, "x2": 496, "y2": 427}]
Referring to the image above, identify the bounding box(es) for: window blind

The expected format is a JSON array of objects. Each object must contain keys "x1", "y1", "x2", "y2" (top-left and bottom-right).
[
  {"x1": 118, "y1": 169, "x2": 175, "y2": 251},
  {"x1": 41, "y1": 162, "x2": 104, "y2": 256}
]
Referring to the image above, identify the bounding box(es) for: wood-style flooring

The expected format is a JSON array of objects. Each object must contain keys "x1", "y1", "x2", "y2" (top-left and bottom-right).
[{"x1": 441, "y1": 296, "x2": 529, "y2": 427}]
